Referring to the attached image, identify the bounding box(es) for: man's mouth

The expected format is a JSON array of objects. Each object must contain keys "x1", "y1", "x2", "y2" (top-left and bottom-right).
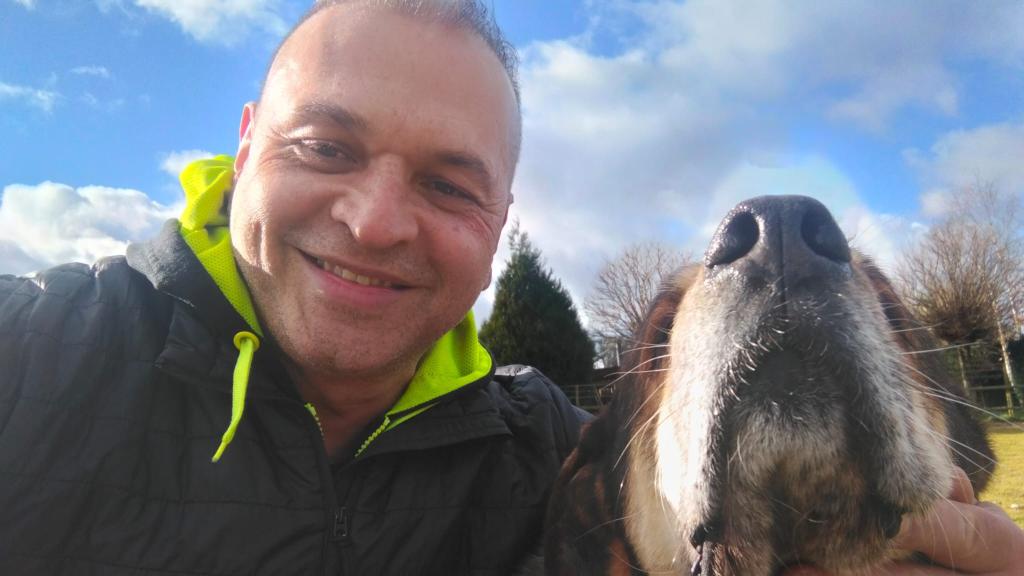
[{"x1": 310, "y1": 256, "x2": 400, "y2": 289}]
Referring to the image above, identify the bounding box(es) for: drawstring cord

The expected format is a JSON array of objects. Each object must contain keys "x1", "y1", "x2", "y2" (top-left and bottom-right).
[{"x1": 211, "y1": 331, "x2": 260, "y2": 462}]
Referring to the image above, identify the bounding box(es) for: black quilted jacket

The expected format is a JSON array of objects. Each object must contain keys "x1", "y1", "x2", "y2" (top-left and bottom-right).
[{"x1": 0, "y1": 221, "x2": 588, "y2": 575}]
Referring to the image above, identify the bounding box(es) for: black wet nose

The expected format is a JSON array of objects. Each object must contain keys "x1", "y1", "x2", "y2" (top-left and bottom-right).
[{"x1": 705, "y1": 195, "x2": 850, "y2": 291}]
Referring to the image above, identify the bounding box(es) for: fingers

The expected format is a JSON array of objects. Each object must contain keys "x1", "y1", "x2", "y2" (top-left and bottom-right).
[
  {"x1": 946, "y1": 466, "x2": 977, "y2": 505},
  {"x1": 977, "y1": 500, "x2": 1014, "y2": 522},
  {"x1": 894, "y1": 498, "x2": 1024, "y2": 573}
]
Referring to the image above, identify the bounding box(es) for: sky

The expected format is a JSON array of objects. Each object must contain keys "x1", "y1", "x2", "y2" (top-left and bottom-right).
[{"x1": 2, "y1": 0, "x2": 1024, "y2": 324}]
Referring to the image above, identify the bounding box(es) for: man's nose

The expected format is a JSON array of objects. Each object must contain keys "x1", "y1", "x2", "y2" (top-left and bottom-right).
[
  {"x1": 333, "y1": 160, "x2": 419, "y2": 249},
  {"x1": 703, "y1": 195, "x2": 851, "y2": 295}
]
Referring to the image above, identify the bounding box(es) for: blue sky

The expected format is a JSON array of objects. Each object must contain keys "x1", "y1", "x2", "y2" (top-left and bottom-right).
[{"x1": 2, "y1": 1, "x2": 1024, "y2": 320}]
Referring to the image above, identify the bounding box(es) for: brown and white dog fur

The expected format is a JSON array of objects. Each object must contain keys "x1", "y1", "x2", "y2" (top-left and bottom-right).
[{"x1": 544, "y1": 196, "x2": 996, "y2": 575}]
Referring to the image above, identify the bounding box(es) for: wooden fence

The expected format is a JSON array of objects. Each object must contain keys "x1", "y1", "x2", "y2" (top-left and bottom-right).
[
  {"x1": 559, "y1": 340, "x2": 1023, "y2": 417},
  {"x1": 945, "y1": 341, "x2": 1022, "y2": 418}
]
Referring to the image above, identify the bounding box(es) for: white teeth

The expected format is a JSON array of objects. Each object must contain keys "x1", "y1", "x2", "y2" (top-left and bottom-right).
[{"x1": 314, "y1": 257, "x2": 394, "y2": 288}]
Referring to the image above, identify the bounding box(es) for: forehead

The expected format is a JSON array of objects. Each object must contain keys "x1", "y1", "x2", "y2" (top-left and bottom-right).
[{"x1": 261, "y1": 5, "x2": 518, "y2": 175}]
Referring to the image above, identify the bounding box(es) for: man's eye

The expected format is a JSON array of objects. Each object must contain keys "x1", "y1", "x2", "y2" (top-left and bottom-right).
[
  {"x1": 426, "y1": 180, "x2": 475, "y2": 202},
  {"x1": 301, "y1": 140, "x2": 345, "y2": 159}
]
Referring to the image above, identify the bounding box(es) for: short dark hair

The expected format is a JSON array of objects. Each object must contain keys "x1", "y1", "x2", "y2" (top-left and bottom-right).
[{"x1": 262, "y1": 0, "x2": 522, "y2": 163}]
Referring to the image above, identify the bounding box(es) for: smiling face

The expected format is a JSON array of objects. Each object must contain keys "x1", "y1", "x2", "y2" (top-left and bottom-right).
[{"x1": 229, "y1": 4, "x2": 518, "y2": 387}]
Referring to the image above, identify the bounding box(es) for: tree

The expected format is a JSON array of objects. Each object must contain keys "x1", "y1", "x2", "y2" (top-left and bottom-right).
[
  {"x1": 897, "y1": 182, "x2": 1024, "y2": 402},
  {"x1": 584, "y1": 242, "x2": 691, "y2": 366},
  {"x1": 479, "y1": 222, "x2": 594, "y2": 387}
]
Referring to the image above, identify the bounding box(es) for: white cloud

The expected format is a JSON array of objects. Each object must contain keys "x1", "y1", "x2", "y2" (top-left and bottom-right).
[
  {"x1": 132, "y1": 0, "x2": 287, "y2": 43},
  {"x1": 839, "y1": 207, "x2": 923, "y2": 277},
  {"x1": 827, "y1": 68, "x2": 959, "y2": 132},
  {"x1": 905, "y1": 121, "x2": 1024, "y2": 202},
  {"x1": 70, "y1": 65, "x2": 112, "y2": 79},
  {"x1": 160, "y1": 149, "x2": 216, "y2": 178},
  {"x1": 11, "y1": 0, "x2": 35, "y2": 9},
  {"x1": 498, "y1": 0, "x2": 1024, "y2": 322},
  {"x1": 0, "y1": 182, "x2": 179, "y2": 275},
  {"x1": 0, "y1": 241, "x2": 45, "y2": 275},
  {"x1": 615, "y1": 0, "x2": 1024, "y2": 131},
  {"x1": 80, "y1": 92, "x2": 126, "y2": 112},
  {"x1": 920, "y1": 189, "x2": 951, "y2": 217},
  {"x1": 0, "y1": 81, "x2": 60, "y2": 113}
]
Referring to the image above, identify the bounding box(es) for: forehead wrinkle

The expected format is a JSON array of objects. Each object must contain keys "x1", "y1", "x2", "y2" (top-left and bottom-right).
[{"x1": 291, "y1": 101, "x2": 369, "y2": 133}]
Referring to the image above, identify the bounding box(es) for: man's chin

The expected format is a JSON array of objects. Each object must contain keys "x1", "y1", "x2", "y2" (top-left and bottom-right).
[{"x1": 278, "y1": 326, "x2": 434, "y2": 389}]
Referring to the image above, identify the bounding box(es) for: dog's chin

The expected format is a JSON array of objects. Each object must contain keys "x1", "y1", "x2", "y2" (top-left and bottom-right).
[
  {"x1": 688, "y1": 435, "x2": 903, "y2": 574},
  {"x1": 665, "y1": 346, "x2": 928, "y2": 576},
  {"x1": 679, "y1": 461, "x2": 906, "y2": 576}
]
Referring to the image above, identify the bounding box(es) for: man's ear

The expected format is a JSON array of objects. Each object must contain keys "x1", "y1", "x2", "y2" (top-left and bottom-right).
[
  {"x1": 482, "y1": 267, "x2": 493, "y2": 291},
  {"x1": 234, "y1": 102, "x2": 257, "y2": 176}
]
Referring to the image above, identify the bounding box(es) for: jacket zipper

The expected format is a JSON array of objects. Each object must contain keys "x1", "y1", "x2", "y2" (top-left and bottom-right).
[
  {"x1": 350, "y1": 363, "x2": 497, "y2": 460},
  {"x1": 333, "y1": 507, "x2": 349, "y2": 542},
  {"x1": 298, "y1": 401, "x2": 345, "y2": 576}
]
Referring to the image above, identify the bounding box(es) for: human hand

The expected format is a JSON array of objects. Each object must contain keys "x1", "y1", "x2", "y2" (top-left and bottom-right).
[{"x1": 785, "y1": 467, "x2": 1024, "y2": 575}]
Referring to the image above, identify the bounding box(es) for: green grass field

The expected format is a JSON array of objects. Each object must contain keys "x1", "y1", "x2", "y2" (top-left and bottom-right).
[{"x1": 979, "y1": 424, "x2": 1024, "y2": 527}]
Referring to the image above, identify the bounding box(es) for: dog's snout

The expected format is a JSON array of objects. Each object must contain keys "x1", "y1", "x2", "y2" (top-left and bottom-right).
[{"x1": 705, "y1": 195, "x2": 850, "y2": 290}]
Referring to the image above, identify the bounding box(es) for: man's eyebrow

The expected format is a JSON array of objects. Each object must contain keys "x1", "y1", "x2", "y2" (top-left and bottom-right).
[
  {"x1": 292, "y1": 102, "x2": 368, "y2": 132},
  {"x1": 436, "y1": 151, "x2": 496, "y2": 194}
]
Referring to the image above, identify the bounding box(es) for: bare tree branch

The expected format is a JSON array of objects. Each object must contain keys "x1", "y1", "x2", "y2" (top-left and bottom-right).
[
  {"x1": 585, "y1": 242, "x2": 692, "y2": 348},
  {"x1": 897, "y1": 182, "x2": 1024, "y2": 344}
]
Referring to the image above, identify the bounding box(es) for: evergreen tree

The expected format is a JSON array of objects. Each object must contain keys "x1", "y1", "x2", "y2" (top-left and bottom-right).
[{"x1": 480, "y1": 222, "x2": 594, "y2": 388}]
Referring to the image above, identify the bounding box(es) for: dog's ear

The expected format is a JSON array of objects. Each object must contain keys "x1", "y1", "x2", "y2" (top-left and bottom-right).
[
  {"x1": 857, "y1": 255, "x2": 916, "y2": 334},
  {"x1": 543, "y1": 416, "x2": 634, "y2": 576},
  {"x1": 857, "y1": 255, "x2": 996, "y2": 492},
  {"x1": 621, "y1": 265, "x2": 694, "y2": 385},
  {"x1": 543, "y1": 267, "x2": 697, "y2": 576}
]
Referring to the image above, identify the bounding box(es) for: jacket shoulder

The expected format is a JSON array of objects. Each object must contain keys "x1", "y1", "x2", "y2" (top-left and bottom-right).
[
  {"x1": 488, "y1": 365, "x2": 592, "y2": 459},
  {"x1": 0, "y1": 256, "x2": 157, "y2": 331}
]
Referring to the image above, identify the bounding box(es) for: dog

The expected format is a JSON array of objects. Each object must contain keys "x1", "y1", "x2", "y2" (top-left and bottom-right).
[{"x1": 544, "y1": 195, "x2": 996, "y2": 575}]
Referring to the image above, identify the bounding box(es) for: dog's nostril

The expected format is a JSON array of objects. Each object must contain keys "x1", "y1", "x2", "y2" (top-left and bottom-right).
[
  {"x1": 706, "y1": 211, "x2": 759, "y2": 268},
  {"x1": 800, "y1": 205, "x2": 850, "y2": 264}
]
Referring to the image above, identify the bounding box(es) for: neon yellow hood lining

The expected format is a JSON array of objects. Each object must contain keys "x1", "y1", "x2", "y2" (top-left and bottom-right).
[{"x1": 177, "y1": 157, "x2": 493, "y2": 462}]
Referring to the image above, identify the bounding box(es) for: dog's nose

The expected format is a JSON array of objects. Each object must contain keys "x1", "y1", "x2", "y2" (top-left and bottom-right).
[{"x1": 704, "y1": 195, "x2": 850, "y2": 292}]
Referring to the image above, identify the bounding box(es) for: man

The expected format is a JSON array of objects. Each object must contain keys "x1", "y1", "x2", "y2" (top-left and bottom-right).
[
  {"x1": 0, "y1": 1, "x2": 586, "y2": 574},
  {"x1": 0, "y1": 1, "x2": 1020, "y2": 575}
]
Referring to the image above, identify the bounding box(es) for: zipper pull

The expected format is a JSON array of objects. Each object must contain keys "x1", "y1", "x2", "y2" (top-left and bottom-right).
[{"x1": 332, "y1": 507, "x2": 349, "y2": 542}]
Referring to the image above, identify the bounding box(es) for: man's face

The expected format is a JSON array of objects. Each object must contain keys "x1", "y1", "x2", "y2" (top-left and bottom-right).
[{"x1": 230, "y1": 5, "x2": 517, "y2": 385}]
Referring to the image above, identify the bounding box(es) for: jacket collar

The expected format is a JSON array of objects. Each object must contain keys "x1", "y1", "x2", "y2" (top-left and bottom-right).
[
  {"x1": 127, "y1": 219, "x2": 253, "y2": 343},
  {"x1": 355, "y1": 379, "x2": 511, "y2": 459}
]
